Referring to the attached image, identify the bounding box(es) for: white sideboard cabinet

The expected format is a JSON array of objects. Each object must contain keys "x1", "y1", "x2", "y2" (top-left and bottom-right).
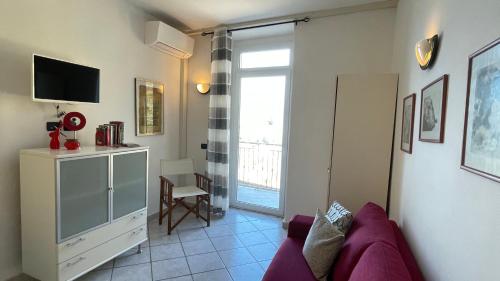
[{"x1": 20, "y1": 146, "x2": 149, "y2": 281}]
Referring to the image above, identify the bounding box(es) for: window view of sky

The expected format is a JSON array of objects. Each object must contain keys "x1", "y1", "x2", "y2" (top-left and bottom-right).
[
  {"x1": 240, "y1": 49, "x2": 290, "y2": 69},
  {"x1": 239, "y1": 76, "x2": 286, "y2": 145},
  {"x1": 236, "y1": 48, "x2": 290, "y2": 207}
]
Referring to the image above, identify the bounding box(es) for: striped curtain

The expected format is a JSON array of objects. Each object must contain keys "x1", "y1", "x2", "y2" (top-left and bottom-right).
[{"x1": 207, "y1": 27, "x2": 232, "y2": 215}]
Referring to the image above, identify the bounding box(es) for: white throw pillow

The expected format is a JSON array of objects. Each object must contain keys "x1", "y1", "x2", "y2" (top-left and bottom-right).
[{"x1": 302, "y1": 209, "x2": 345, "y2": 281}]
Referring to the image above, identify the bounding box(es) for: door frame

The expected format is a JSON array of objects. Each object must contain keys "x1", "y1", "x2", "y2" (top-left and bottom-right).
[{"x1": 229, "y1": 36, "x2": 294, "y2": 216}]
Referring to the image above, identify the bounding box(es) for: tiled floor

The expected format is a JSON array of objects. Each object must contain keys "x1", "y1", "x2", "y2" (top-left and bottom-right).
[
  {"x1": 237, "y1": 185, "x2": 279, "y2": 209},
  {"x1": 77, "y1": 207, "x2": 286, "y2": 281}
]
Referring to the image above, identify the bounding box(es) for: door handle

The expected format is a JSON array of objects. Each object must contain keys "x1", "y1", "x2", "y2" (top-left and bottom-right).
[
  {"x1": 65, "y1": 237, "x2": 86, "y2": 248},
  {"x1": 66, "y1": 256, "x2": 85, "y2": 267},
  {"x1": 131, "y1": 212, "x2": 144, "y2": 221},
  {"x1": 131, "y1": 228, "x2": 144, "y2": 236}
]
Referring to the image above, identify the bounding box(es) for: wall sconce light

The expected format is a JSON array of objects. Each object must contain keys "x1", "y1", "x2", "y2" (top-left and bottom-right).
[
  {"x1": 415, "y1": 34, "x2": 439, "y2": 70},
  {"x1": 196, "y1": 83, "x2": 210, "y2": 95}
]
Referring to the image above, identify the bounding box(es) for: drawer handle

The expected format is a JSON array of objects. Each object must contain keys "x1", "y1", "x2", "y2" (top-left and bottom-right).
[
  {"x1": 65, "y1": 237, "x2": 86, "y2": 248},
  {"x1": 66, "y1": 256, "x2": 85, "y2": 267},
  {"x1": 130, "y1": 213, "x2": 144, "y2": 221},
  {"x1": 131, "y1": 228, "x2": 144, "y2": 236}
]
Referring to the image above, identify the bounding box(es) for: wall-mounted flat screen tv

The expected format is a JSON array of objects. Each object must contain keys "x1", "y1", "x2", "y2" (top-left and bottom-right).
[{"x1": 33, "y1": 54, "x2": 100, "y2": 104}]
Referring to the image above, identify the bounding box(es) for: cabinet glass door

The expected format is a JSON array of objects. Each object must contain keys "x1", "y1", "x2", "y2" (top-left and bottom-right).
[
  {"x1": 58, "y1": 156, "x2": 109, "y2": 242},
  {"x1": 113, "y1": 151, "x2": 147, "y2": 219}
]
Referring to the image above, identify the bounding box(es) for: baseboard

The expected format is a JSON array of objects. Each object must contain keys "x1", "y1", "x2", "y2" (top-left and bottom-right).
[
  {"x1": 6, "y1": 273, "x2": 37, "y2": 281},
  {"x1": 149, "y1": 205, "x2": 289, "y2": 229}
]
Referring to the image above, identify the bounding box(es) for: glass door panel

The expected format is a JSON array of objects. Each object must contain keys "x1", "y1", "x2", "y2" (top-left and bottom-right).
[
  {"x1": 113, "y1": 151, "x2": 147, "y2": 219},
  {"x1": 235, "y1": 76, "x2": 286, "y2": 210},
  {"x1": 230, "y1": 39, "x2": 292, "y2": 216},
  {"x1": 59, "y1": 156, "x2": 109, "y2": 241}
]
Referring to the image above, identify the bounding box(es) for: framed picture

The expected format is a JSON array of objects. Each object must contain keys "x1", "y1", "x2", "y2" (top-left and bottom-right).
[
  {"x1": 419, "y1": 74, "x2": 449, "y2": 143},
  {"x1": 135, "y1": 78, "x2": 164, "y2": 136},
  {"x1": 401, "y1": 93, "x2": 416, "y2": 154},
  {"x1": 461, "y1": 37, "x2": 500, "y2": 181}
]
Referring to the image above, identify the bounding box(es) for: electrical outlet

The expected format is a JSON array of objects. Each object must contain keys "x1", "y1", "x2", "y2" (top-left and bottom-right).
[
  {"x1": 46, "y1": 122, "x2": 69, "y2": 131},
  {"x1": 46, "y1": 122, "x2": 60, "y2": 131}
]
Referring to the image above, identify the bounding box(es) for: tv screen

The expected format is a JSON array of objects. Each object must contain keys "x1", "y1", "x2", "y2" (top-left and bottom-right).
[{"x1": 33, "y1": 55, "x2": 100, "y2": 103}]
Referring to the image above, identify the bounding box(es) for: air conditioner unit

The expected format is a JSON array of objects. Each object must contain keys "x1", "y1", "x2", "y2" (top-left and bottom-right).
[{"x1": 145, "y1": 21, "x2": 194, "y2": 59}]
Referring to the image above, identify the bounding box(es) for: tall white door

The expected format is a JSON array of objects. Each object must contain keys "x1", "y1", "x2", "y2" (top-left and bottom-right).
[
  {"x1": 229, "y1": 37, "x2": 293, "y2": 216},
  {"x1": 329, "y1": 74, "x2": 398, "y2": 213}
]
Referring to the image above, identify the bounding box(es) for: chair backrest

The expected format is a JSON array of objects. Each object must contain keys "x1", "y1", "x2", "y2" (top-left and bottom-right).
[{"x1": 161, "y1": 158, "x2": 194, "y2": 176}]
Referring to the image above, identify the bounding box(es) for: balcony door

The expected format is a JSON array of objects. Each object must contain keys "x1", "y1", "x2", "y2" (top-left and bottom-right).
[{"x1": 229, "y1": 37, "x2": 292, "y2": 216}]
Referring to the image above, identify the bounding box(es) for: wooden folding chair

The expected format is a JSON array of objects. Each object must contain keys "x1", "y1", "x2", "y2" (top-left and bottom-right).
[{"x1": 159, "y1": 158, "x2": 211, "y2": 235}]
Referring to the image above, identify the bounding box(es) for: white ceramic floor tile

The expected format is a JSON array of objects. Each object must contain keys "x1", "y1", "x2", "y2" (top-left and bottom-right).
[
  {"x1": 210, "y1": 235, "x2": 244, "y2": 251},
  {"x1": 111, "y1": 263, "x2": 152, "y2": 281},
  {"x1": 152, "y1": 257, "x2": 190, "y2": 280},
  {"x1": 92, "y1": 260, "x2": 114, "y2": 271},
  {"x1": 228, "y1": 263, "x2": 265, "y2": 281},
  {"x1": 148, "y1": 222, "x2": 169, "y2": 235},
  {"x1": 271, "y1": 240, "x2": 283, "y2": 248},
  {"x1": 227, "y1": 221, "x2": 258, "y2": 234},
  {"x1": 182, "y1": 239, "x2": 216, "y2": 256},
  {"x1": 77, "y1": 208, "x2": 284, "y2": 281},
  {"x1": 192, "y1": 269, "x2": 232, "y2": 281},
  {"x1": 239, "y1": 211, "x2": 271, "y2": 221},
  {"x1": 218, "y1": 247, "x2": 256, "y2": 267},
  {"x1": 77, "y1": 269, "x2": 112, "y2": 281},
  {"x1": 246, "y1": 242, "x2": 278, "y2": 261},
  {"x1": 150, "y1": 243, "x2": 185, "y2": 261},
  {"x1": 203, "y1": 225, "x2": 233, "y2": 237},
  {"x1": 259, "y1": 260, "x2": 273, "y2": 271},
  {"x1": 209, "y1": 217, "x2": 227, "y2": 226},
  {"x1": 114, "y1": 247, "x2": 151, "y2": 267},
  {"x1": 222, "y1": 213, "x2": 249, "y2": 224},
  {"x1": 236, "y1": 231, "x2": 270, "y2": 246},
  {"x1": 186, "y1": 252, "x2": 225, "y2": 274},
  {"x1": 178, "y1": 228, "x2": 209, "y2": 242},
  {"x1": 164, "y1": 275, "x2": 193, "y2": 281},
  {"x1": 260, "y1": 227, "x2": 287, "y2": 243},
  {"x1": 176, "y1": 217, "x2": 207, "y2": 230},
  {"x1": 149, "y1": 231, "x2": 180, "y2": 246},
  {"x1": 250, "y1": 218, "x2": 282, "y2": 230}
]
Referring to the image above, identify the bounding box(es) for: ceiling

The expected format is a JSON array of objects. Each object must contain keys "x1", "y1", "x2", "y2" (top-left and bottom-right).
[{"x1": 131, "y1": 0, "x2": 389, "y2": 32}]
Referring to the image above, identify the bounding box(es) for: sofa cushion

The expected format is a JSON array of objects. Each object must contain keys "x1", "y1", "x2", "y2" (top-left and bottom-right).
[
  {"x1": 288, "y1": 215, "x2": 315, "y2": 240},
  {"x1": 332, "y1": 202, "x2": 398, "y2": 281},
  {"x1": 303, "y1": 209, "x2": 345, "y2": 281},
  {"x1": 348, "y1": 242, "x2": 412, "y2": 281},
  {"x1": 389, "y1": 221, "x2": 425, "y2": 281},
  {"x1": 262, "y1": 238, "x2": 317, "y2": 281}
]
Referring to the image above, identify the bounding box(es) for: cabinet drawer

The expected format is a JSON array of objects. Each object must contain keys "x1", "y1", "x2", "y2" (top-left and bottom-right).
[
  {"x1": 58, "y1": 209, "x2": 147, "y2": 263},
  {"x1": 59, "y1": 224, "x2": 147, "y2": 281}
]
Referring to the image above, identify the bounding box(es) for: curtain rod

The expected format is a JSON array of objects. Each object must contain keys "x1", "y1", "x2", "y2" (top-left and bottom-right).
[{"x1": 201, "y1": 17, "x2": 310, "y2": 36}]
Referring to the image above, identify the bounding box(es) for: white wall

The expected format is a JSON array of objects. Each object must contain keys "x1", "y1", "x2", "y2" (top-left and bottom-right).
[
  {"x1": 184, "y1": 9, "x2": 396, "y2": 220},
  {"x1": 0, "y1": 1, "x2": 181, "y2": 279},
  {"x1": 284, "y1": 8, "x2": 396, "y2": 220},
  {"x1": 389, "y1": 0, "x2": 500, "y2": 280},
  {"x1": 186, "y1": 35, "x2": 211, "y2": 177}
]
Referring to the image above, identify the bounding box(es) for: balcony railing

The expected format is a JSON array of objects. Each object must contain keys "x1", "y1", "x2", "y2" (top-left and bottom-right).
[{"x1": 238, "y1": 141, "x2": 282, "y2": 191}]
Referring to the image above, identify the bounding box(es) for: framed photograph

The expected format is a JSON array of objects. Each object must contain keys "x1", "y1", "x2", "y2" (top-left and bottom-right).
[
  {"x1": 135, "y1": 78, "x2": 164, "y2": 136},
  {"x1": 461, "y1": 37, "x2": 500, "y2": 181},
  {"x1": 419, "y1": 74, "x2": 449, "y2": 143},
  {"x1": 401, "y1": 93, "x2": 416, "y2": 154}
]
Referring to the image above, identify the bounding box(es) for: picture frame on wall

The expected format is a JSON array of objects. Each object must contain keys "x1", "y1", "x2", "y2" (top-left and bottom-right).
[
  {"x1": 419, "y1": 74, "x2": 449, "y2": 143},
  {"x1": 461, "y1": 37, "x2": 500, "y2": 182},
  {"x1": 135, "y1": 78, "x2": 164, "y2": 136},
  {"x1": 401, "y1": 93, "x2": 416, "y2": 154}
]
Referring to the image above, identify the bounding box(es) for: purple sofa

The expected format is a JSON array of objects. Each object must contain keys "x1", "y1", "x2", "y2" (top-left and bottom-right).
[{"x1": 262, "y1": 202, "x2": 425, "y2": 281}]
